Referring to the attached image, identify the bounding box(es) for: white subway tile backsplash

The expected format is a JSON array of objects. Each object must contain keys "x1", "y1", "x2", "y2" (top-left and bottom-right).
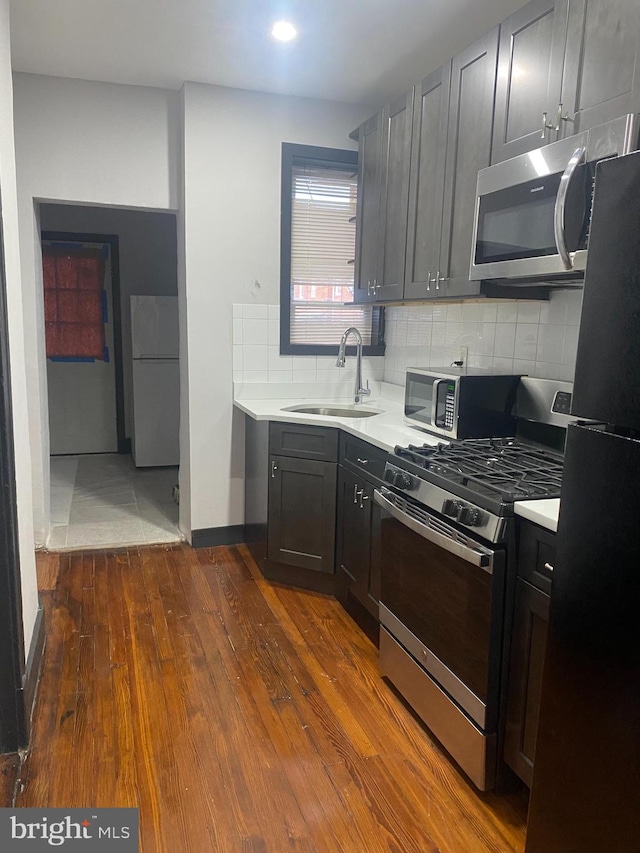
[
  {"x1": 562, "y1": 325, "x2": 580, "y2": 365},
  {"x1": 516, "y1": 301, "x2": 541, "y2": 324},
  {"x1": 243, "y1": 344, "x2": 269, "y2": 371},
  {"x1": 243, "y1": 318, "x2": 269, "y2": 345},
  {"x1": 233, "y1": 296, "x2": 583, "y2": 389},
  {"x1": 514, "y1": 323, "x2": 539, "y2": 361},
  {"x1": 446, "y1": 303, "x2": 463, "y2": 323},
  {"x1": 496, "y1": 301, "x2": 518, "y2": 323},
  {"x1": 537, "y1": 324, "x2": 565, "y2": 364},
  {"x1": 268, "y1": 318, "x2": 280, "y2": 345},
  {"x1": 243, "y1": 304, "x2": 269, "y2": 319},
  {"x1": 494, "y1": 323, "x2": 516, "y2": 358}
]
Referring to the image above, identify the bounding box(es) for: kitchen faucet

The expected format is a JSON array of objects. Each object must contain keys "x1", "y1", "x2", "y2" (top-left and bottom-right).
[{"x1": 336, "y1": 327, "x2": 371, "y2": 404}]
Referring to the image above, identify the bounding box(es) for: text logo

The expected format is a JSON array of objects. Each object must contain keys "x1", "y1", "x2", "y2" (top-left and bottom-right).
[{"x1": 0, "y1": 808, "x2": 138, "y2": 850}]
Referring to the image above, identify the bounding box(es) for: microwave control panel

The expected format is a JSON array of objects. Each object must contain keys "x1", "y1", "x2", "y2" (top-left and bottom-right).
[{"x1": 435, "y1": 382, "x2": 456, "y2": 430}]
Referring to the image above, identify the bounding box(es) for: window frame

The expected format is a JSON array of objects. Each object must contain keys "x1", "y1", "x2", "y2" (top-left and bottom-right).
[{"x1": 279, "y1": 142, "x2": 385, "y2": 357}]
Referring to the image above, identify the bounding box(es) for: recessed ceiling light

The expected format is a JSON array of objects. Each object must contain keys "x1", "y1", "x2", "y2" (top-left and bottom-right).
[{"x1": 271, "y1": 20, "x2": 298, "y2": 42}]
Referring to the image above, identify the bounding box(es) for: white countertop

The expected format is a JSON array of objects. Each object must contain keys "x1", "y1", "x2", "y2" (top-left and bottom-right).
[
  {"x1": 233, "y1": 382, "x2": 445, "y2": 454},
  {"x1": 235, "y1": 381, "x2": 562, "y2": 533},
  {"x1": 513, "y1": 499, "x2": 560, "y2": 533}
]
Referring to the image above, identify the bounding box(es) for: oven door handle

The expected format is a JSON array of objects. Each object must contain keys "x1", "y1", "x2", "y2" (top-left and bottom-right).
[
  {"x1": 554, "y1": 145, "x2": 586, "y2": 271},
  {"x1": 373, "y1": 490, "x2": 494, "y2": 573}
]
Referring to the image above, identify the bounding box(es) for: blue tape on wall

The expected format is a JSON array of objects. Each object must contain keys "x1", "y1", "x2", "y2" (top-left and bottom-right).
[
  {"x1": 101, "y1": 290, "x2": 108, "y2": 323},
  {"x1": 49, "y1": 241, "x2": 85, "y2": 251},
  {"x1": 49, "y1": 356, "x2": 95, "y2": 363},
  {"x1": 103, "y1": 346, "x2": 110, "y2": 363}
]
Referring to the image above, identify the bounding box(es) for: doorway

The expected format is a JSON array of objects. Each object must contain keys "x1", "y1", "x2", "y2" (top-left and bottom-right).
[
  {"x1": 43, "y1": 234, "x2": 125, "y2": 455},
  {"x1": 39, "y1": 204, "x2": 182, "y2": 551}
]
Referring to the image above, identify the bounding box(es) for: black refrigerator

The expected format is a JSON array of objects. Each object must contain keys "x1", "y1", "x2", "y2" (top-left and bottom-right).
[{"x1": 525, "y1": 152, "x2": 640, "y2": 852}]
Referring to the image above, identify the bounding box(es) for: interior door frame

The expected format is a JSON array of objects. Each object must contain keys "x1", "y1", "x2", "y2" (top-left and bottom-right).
[
  {"x1": 0, "y1": 211, "x2": 28, "y2": 751},
  {"x1": 41, "y1": 231, "x2": 127, "y2": 454}
]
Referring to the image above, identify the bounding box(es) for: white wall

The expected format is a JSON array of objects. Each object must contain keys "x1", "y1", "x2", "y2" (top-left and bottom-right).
[
  {"x1": 182, "y1": 83, "x2": 371, "y2": 534},
  {"x1": 13, "y1": 73, "x2": 180, "y2": 544},
  {"x1": 39, "y1": 204, "x2": 178, "y2": 440},
  {"x1": 0, "y1": 4, "x2": 38, "y2": 653}
]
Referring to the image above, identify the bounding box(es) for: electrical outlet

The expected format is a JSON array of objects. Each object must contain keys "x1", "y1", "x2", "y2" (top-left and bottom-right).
[{"x1": 457, "y1": 346, "x2": 468, "y2": 366}]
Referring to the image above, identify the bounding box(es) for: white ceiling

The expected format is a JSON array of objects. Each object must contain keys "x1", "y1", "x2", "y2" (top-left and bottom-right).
[{"x1": 10, "y1": 0, "x2": 528, "y2": 106}]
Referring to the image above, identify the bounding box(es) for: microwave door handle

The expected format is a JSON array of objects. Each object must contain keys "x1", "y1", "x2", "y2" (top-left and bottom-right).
[
  {"x1": 554, "y1": 145, "x2": 586, "y2": 270},
  {"x1": 373, "y1": 490, "x2": 494, "y2": 573},
  {"x1": 431, "y1": 379, "x2": 444, "y2": 426}
]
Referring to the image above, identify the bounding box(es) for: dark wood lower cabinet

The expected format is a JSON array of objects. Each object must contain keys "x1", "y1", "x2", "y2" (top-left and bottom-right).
[
  {"x1": 504, "y1": 577, "x2": 550, "y2": 787},
  {"x1": 335, "y1": 466, "x2": 380, "y2": 643},
  {"x1": 267, "y1": 454, "x2": 337, "y2": 574}
]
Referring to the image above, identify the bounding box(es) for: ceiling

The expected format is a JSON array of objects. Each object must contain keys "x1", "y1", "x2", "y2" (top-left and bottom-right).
[{"x1": 10, "y1": 0, "x2": 528, "y2": 106}]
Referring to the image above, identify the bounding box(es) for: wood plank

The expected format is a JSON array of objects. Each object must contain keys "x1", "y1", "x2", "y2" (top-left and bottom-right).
[{"x1": 17, "y1": 543, "x2": 527, "y2": 852}]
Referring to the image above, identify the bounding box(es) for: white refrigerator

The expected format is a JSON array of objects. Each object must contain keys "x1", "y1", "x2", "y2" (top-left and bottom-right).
[{"x1": 130, "y1": 295, "x2": 180, "y2": 467}]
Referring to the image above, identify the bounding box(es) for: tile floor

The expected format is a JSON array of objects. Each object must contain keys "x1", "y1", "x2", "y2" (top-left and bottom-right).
[{"x1": 48, "y1": 454, "x2": 183, "y2": 550}]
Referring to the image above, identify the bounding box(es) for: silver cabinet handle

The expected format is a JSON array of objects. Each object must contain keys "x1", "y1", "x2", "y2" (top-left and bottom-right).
[
  {"x1": 353, "y1": 483, "x2": 364, "y2": 504},
  {"x1": 271, "y1": 461, "x2": 278, "y2": 478},
  {"x1": 360, "y1": 492, "x2": 369, "y2": 508},
  {"x1": 435, "y1": 270, "x2": 447, "y2": 290},
  {"x1": 555, "y1": 103, "x2": 574, "y2": 133},
  {"x1": 427, "y1": 271, "x2": 436, "y2": 292},
  {"x1": 554, "y1": 146, "x2": 586, "y2": 270},
  {"x1": 356, "y1": 457, "x2": 368, "y2": 465},
  {"x1": 541, "y1": 111, "x2": 555, "y2": 139},
  {"x1": 544, "y1": 562, "x2": 554, "y2": 572}
]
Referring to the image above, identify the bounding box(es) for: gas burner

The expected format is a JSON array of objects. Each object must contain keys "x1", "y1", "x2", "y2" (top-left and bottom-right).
[{"x1": 392, "y1": 436, "x2": 564, "y2": 506}]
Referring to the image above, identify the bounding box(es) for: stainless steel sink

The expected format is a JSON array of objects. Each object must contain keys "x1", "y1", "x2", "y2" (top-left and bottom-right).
[{"x1": 281, "y1": 404, "x2": 382, "y2": 419}]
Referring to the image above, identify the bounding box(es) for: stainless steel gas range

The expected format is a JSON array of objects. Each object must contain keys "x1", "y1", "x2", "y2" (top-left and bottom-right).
[{"x1": 375, "y1": 378, "x2": 571, "y2": 790}]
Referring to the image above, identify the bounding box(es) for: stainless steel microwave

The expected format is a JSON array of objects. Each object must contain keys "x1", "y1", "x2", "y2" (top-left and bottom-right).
[
  {"x1": 470, "y1": 114, "x2": 639, "y2": 284},
  {"x1": 404, "y1": 368, "x2": 521, "y2": 439}
]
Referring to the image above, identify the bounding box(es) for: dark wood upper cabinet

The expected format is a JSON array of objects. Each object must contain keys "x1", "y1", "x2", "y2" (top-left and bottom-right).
[
  {"x1": 376, "y1": 89, "x2": 414, "y2": 301},
  {"x1": 492, "y1": 0, "x2": 568, "y2": 163},
  {"x1": 439, "y1": 28, "x2": 499, "y2": 299},
  {"x1": 354, "y1": 113, "x2": 381, "y2": 304},
  {"x1": 404, "y1": 63, "x2": 451, "y2": 301},
  {"x1": 560, "y1": 0, "x2": 640, "y2": 135}
]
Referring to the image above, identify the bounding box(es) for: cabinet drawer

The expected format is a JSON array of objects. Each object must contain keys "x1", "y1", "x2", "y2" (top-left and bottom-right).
[
  {"x1": 518, "y1": 520, "x2": 556, "y2": 595},
  {"x1": 340, "y1": 433, "x2": 389, "y2": 483},
  {"x1": 269, "y1": 422, "x2": 339, "y2": 461}
]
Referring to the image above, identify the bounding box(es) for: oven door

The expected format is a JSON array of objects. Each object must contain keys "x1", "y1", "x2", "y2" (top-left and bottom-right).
[{"x1": 374, "y1": 488, "x2": 505, "y2": 731}]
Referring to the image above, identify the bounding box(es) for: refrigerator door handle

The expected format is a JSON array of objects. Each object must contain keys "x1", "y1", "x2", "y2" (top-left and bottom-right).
[{"x1": 554, "y1": 146, "x2": 586, "y2": 271}]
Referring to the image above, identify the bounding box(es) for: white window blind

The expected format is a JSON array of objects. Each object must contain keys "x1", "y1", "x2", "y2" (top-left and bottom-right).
[{"x1": 289, "y1": 163, "x2": 373, "y2": 346}]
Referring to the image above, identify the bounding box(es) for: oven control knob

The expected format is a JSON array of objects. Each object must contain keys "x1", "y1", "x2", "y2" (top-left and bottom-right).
[
  {"x1": 458, "y1": 507, "x2": 483, "y2": 527},
  {"x1": 392, "y1": 471, "x2": 414, "y2": 490},
  {"x1": 442, "y1": 499, "x2": 462, "y2": 517}
]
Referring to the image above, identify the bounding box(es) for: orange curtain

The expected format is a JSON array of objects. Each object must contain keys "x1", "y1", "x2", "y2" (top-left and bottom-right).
[{"x1": 43, "y1": 247, "x2": 106, "y2": 359}]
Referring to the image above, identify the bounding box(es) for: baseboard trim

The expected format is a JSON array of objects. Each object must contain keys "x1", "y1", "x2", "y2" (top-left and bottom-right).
[
  {"x1": 23, "y1": 599, "x2": 45, "y2": 741},
  {"x1": 191, "y1": 525, "x2": 246, "y2": 548}
]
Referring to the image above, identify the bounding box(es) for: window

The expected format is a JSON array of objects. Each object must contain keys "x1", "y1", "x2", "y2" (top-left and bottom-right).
[
  {"x1": 42, "y1": 245, "x2": 106, "y2": 360},
  {"x1": 280, "y1": 143, "x2": 384, "y2": 355}
]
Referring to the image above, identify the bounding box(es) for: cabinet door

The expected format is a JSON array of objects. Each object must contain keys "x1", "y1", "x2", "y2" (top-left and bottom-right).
[
  {"x1": 504, "y1": 578, "x2": 550, "y2": 787},
  {"x1": 439, "y1": 28, "x2": 499, "y2": 299},
  {"x1": 376, "y1": 90, "x2": 414, "y2": 301},
  {"x1": 354, "y1": 113, "x2": 381, "y2": 304},
  {"x1": 336, "y1": 468, "x2": 374, "y2": 615},
  {"x1": 404, "y1": 63, "x2": 451, "y2": 301},
  {"x1": 492, "y1": 0, "x2": 568, "y2": 162},
  {"x1": 268, "y1": 455, "x2": 337, "y2": 574},
  {"x1": 560, "y1": 0, "x2": 640, "y2": 135}
]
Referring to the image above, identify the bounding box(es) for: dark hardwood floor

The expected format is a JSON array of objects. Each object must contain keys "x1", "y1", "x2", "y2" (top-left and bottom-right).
[{"x1": 15, "y1": 544, "x2": 528, "y2": 851}]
